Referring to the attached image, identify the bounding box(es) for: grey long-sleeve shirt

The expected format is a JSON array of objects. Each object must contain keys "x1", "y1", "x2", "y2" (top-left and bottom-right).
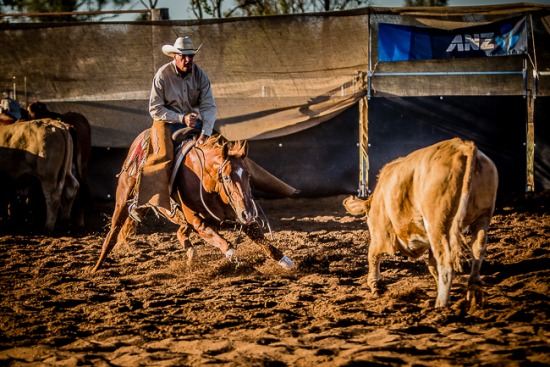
[{"x1": 149, "y1": 60, "x2": 216, "y2": 136}]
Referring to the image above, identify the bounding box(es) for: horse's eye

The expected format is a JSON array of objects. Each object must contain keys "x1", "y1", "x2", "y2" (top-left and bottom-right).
[{"x1": 224, "y1": 175, "x2": 230, "y2": 182}]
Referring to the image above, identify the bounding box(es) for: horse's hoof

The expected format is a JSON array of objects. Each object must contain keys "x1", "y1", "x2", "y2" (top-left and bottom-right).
[
  {"x1": 186, "y1": 247, "x2": 196, "y2": 266},
  {"x1": 278, "y1": 256, "x2": 295, "y2": 269},
  {"x1": 225, "y1": 248, "x2": 236, "y2": 262}
]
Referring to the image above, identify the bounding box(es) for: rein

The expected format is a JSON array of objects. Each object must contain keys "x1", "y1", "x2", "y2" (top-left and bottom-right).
[
  {"x1": 193, "y1": 146, "x2": 226, "y2": 223},
  {"x1": 192, "y1": 145, "x2": 273, "y2": 239},
  {"x1": 194, "y1": 145, "x2": 256, "y2": 224}
]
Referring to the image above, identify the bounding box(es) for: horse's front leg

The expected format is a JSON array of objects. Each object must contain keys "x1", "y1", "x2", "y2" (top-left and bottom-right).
[
  {"x1": 243, "y1": 222, "x2": 295, "y2": 269},
  {"x1": 184, "y1": 209, "x2": 236, "y2": 261}
]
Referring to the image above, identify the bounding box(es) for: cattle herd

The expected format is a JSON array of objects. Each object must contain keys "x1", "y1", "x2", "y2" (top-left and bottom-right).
[
  {"x1": 0, "y1": 98, "x2": 502, "y2": 311},
  {"x1": 0, "y1": 100, "x2": 91, "y2": 233}
]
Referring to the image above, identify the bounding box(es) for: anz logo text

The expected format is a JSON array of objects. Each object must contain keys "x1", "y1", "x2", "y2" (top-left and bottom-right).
[{"x1": 446, "y1": 33, "x2": 495, "y2": 52}]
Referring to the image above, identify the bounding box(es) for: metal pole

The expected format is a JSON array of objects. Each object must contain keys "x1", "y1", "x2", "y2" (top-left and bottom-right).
[
  {"x1": 372, "y1": 70, "x2": 524, "y2": 77},
  {"x1": 358, "y1": 71, "x2": 369, "y2": 198},
  {"x1": 526, "y1": 90, "x2": 535, "y2": 192}
]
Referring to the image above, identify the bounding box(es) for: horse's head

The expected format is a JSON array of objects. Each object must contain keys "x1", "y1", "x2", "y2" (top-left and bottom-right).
[{"x1": 200, "y1": 137, "x2": 256, "y2": 225}]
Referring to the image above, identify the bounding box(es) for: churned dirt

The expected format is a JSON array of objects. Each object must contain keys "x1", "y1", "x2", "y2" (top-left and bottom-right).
[{"x1": 0, "y1": 192, "x2": 549, "y2": 366}]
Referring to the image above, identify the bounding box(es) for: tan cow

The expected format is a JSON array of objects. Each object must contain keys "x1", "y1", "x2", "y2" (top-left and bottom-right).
[
  {"x1": 0, "y1": 119, "x2": 79, "y2": 232},
  {"x1": 344, "y1": 138, "x2": 498, "y2": 309},
  {"x1": 27, "y1": 102, "x2": 92, "y2": 228}
]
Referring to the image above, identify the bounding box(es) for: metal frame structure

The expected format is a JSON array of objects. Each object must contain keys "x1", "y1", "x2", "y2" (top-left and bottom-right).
[{"x1": 359, "y1": 11, "x2": 540, "y2": 196}]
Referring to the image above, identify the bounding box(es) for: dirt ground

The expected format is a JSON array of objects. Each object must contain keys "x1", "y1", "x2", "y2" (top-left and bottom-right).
[{"x1": 0, "y1": 192, "x2": 549, "y2": 367}]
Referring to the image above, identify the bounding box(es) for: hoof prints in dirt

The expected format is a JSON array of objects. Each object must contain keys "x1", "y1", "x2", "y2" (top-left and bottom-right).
[{"x1": 1, "y1": 194, "x2": 549, "y2": 366}]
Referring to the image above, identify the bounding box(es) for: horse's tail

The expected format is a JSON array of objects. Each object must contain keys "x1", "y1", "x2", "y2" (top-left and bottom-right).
[
  {"x1": 91, "y1": 204, "x2": 137, "y2": 273},
  {"x1": 92, "y1": 131, "x2": 150, "y2": 273}
]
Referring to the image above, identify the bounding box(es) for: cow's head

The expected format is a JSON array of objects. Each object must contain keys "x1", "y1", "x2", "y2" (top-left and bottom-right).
[{"x1": 27, "y1": 101, "x2": 49, "y2": 119}]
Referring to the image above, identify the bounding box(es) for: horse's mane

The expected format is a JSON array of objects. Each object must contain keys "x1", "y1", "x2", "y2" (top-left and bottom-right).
[
  {"x1": 204, "y1": 134, "x2": 226, "y2": 147},
  {"x1": 203, "y1": 134, "x2": 247, "y2": 157}
]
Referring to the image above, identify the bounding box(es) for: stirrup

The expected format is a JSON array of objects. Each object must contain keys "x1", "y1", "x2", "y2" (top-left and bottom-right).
[
  {"x1": 128, "y1": 202, "x2": 142, "y2": 223},
  {"x1": 146, "y1": 199, "x2": 178, "y2": 219},
  {"x1": 169, "y1": 198, "x2": 180, "y2": 216}
]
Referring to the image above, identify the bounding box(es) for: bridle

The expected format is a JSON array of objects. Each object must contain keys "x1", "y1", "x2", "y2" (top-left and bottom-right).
[
  {"x1": 192, "y1": 144, "x2": 274, "y2": 239},
  {"x1": 193, "y1": 145, "x2": 259, "y2": 225}
]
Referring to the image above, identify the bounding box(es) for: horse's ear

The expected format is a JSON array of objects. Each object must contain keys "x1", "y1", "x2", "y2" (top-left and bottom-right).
[
  {"x1": 231, "y1": 140, "x2": 248, "y2": 158},
  {"x1": 240, "y1": 140, "x2": 249, "y2": 158},
  {"x1": 221, "y1": 142, "x2": 229, "y2": 160},
  {"x1": 243, "y1": 140, "x2": 248, "y2": 158}
]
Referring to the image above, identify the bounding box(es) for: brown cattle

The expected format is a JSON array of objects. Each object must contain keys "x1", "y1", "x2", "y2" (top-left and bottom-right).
[
  {"x1": 0, "y1": 119, "x2": 79, "y2": 232},
  {"x1": 27, "y1": 101, "x2": 63, "y2": 120},
  {"x1": 344, "y1": 138, "x2": 498, "y2": 309},
  {"x1": 0, "y1": 113, "x2": 17, "y2": 125},
  {"x1": 27, "y1": 102, "x2": 92, "y2": 227}
]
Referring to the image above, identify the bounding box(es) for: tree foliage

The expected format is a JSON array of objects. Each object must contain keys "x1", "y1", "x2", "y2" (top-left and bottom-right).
[
  {"x1": 1, "y1": 0, "x2": 132, "y2": 22},
  {"x1": 404, "y1": 0, "x2": 447, "y2": 6},
  {"x1": 191, "y1": 0, "x2": 371, "y2": 19},
  {"x1": 1, "y1": 0, "x2": 448, "y2": 23}
]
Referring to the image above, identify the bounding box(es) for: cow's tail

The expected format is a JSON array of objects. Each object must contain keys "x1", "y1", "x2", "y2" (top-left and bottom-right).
[
  {"x1": 56, "y1": 122, "x2": 79, "y2": 219},
  {"x1": 450, "y1": 141, "x2": 477, "y2": 272},
  {"x1": 44, "y1": 121, "x2": 72, "y2": 197}
]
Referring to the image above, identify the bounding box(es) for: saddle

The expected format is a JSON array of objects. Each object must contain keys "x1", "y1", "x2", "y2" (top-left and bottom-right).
[
  {"x1": 119, "y1": 127, "x2": 200, "y2": 183},
  {"x1": 172, "y1": 126, "x2": 200, "y2": 145},
  {"x1": 169, "y1": 127, "x2": 201, "y2": 192}
]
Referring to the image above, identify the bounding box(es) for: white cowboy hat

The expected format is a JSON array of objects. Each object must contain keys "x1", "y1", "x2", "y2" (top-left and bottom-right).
[{"x1": 162, "y1": 36, "x2": 200, "y2": 57}]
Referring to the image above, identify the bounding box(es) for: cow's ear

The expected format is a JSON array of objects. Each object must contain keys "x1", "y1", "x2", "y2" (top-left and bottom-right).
[{"x1": 343, "y1": 196, "x2": 367, "y2": 216}]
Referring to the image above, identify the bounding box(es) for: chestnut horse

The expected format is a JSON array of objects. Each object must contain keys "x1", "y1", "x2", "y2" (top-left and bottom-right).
[{"x1": 91, "y1": 130, "x2": 295, "y2": 273}]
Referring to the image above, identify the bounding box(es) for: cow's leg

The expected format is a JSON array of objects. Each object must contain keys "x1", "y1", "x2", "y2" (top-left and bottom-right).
[
  {"x1": 427, "y1": 249, "x2": 439, "y2": 286},
  {"x1": 42, "y1": 189, "x2": 60, "y2": 233},
  {"x1": 243, "y1": 222, "x2": 295, "y2": 269},
  {"x1": 430, "y1": 235, "x2": 454, "y2": 308},
  {"x1": 466, "y1": 220, "x2": 490, "y2": 310},
  {"x1": 59, "y1": 170, "x2": 80, "y2": 227},
  {"x1": 366, "y1": 214, "x2": 397, "y2": 296},
  {"x1": 367, "y1": 246, "x2": 383, "y2": 296}
]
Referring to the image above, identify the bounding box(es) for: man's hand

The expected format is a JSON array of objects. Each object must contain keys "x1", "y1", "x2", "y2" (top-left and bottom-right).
[
  {"x1": 184, "y1": 112, "x2": 199, "y2": 128},
  {"x1": 196, "y1": 133, "x2": 209, "y2": 145}
]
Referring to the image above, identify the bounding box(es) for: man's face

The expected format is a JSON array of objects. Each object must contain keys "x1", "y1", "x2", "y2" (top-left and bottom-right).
[{"x1": 175, "y1": 53, "x2": 194, "y2": 73}]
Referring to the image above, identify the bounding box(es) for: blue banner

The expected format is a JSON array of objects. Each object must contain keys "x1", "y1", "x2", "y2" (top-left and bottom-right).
[{"x1": 378, "y1": 17, "x2": 527, "y2": 62}]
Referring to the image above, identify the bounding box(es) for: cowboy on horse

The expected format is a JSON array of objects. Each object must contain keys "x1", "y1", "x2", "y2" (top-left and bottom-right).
[
  {"x1": 127, "y1": 36, "x2": 213, "y2": 220},
  {"x1": 91, "y1": 36, "x2": 297, "y2": 272}
]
